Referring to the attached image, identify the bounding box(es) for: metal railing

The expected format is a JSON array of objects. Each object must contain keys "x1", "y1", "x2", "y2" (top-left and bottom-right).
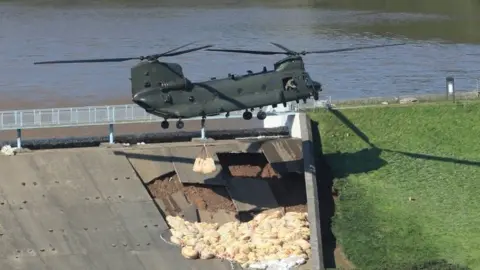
[
  {"x1": 1, "y1": 76, "x2": 477, "y2": 148},
  {"x1": 0, "y1": 104, "x2": 249, "y2": 131},
  {"x1": 0, "y1": 103, "x2": 299, "y2": 148},
  {"x1": 2, "y1": 76, "x2": 477, "y2": 131}
]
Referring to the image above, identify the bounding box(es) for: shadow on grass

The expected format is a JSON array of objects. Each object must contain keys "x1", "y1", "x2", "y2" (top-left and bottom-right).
[
  {"x1": 314, "y1": 131, "x2": 444, "y2": 269},
  {"x1": 324, "y1": 147, "x2": 386, "y2": 178},
  {"x1": 316, "y1": 109, "x2": 475, "y2": 269},
  {"x1": 329, "y1": 109, "x2": 480, "y2": 167}
]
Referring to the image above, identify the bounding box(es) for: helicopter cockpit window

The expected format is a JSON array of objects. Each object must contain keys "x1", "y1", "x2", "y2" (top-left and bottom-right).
[{"x1": 303, "y1": 74, "x2": 313, "y2": 88}]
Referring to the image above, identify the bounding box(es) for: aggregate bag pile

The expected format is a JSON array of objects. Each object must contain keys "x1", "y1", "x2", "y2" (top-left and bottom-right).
[
  {"x1": 166, "y1": 210, "x2": 311, "y2": 269},
  {"x1": 192, "y1": 145, "x2": 217, "y2": 174},
  {"x1": 1, "y1": 145, "x2": 16, "y2": 156}
]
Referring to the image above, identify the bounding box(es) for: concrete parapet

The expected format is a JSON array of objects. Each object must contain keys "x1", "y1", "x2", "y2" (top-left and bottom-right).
[
  {"x1": 298, "y1": 112, "x2": 325, "y2": 270},
  {"x1": 289, "y1": 113, "x2": 302, "y2": 139},
  {"x1": 263, "y1": 112, "x2": 302, "y2": 139}
]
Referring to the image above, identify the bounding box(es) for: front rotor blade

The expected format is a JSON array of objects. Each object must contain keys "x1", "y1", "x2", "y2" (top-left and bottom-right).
[
  {"x1": 162, "y1": 45, "x2": 214, "y2": 57},
  {"x1": 154, "y1": 41, "x2": 197, "y2": 58},
  {"x1": 270, "y1": 42, "x2": 296, "y2": 54},
  {"x1": 34, "y1": 57, "x2": 139, "y2": 65},
  {"x1": 206, "y1": 48, "x2": 286, "y2": 55},
  {"x1": 305, "y1": 43, "x2": 406, "y2": 54}
]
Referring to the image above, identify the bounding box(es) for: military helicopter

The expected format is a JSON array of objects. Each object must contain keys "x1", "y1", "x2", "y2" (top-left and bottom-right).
[{"x1": 34, "y1": 41, "x2": 405, "y2": 130}]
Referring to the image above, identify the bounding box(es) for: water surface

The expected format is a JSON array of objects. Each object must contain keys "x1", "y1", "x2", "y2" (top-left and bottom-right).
[{"x1": 0, "y1": 0, "x2": 479, "y2": 108}]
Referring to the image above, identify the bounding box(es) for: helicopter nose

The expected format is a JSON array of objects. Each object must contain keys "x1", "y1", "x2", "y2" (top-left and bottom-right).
[
  {"x1": 312, "y1": 81, "x2": 322, "y2": 91},
  {"x1": 132, "y1": 94, "x2": 155, "y2": 112}
]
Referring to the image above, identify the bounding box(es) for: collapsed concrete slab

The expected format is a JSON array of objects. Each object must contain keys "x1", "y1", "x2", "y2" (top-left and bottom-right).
[
  {"x1": 261, "y1": 138, "x2": 303, "y2": 174},
  {"x1": 123, "y1": 147, "x2": 175, "y2": 184},
  {"x1": 120, "y1": 138, "x2": 303, "y2": 187},
  {"x1": 226, "y1": 177, "x2": 279, "y2": 212}
]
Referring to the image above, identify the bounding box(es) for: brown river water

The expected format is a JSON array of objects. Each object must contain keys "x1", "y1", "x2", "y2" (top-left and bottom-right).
[{"x1": 0, "y1": 0, "x2": 479, "y2": 139}]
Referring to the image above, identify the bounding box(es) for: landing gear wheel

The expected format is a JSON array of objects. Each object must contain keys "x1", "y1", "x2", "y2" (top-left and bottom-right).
[
  {"x1": 176, "y1": 120, "x2": 184, "y2": 129},
  {"x1": 312, "y1": 91, "x2": 319, "y2": 101},
  {"x1": 243, "y1": 111, "x2": 253, "y2": 120},
  {"x1": 161, "y1": 120, "x2": 169, "y2": 129},
  {"x1": 257, "y1": 111, "x2": 267, "y2": 120}
]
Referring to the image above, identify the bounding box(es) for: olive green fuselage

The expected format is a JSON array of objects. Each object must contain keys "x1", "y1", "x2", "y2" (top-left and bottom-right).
[{"x1": 131, "y1": 56, "x2": 321, "y2": 119}]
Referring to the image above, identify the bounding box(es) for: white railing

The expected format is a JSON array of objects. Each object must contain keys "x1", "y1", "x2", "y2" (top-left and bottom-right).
[
  {"x1": 0, "y1": 103, "x2": 301, "y2": 148},
  {"x1": 0, "y1": 104, "x2": 249, "y2": 131},
  {"x1": 2, "y1": 76, "x2": 478, "y2": 131},
  {"x1": 1, "y1": 75, "x2": 477, "y2": 148}
]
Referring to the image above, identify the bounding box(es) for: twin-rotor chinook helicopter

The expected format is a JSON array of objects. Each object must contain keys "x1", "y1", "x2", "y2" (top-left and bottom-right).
[{"x1": 34, "y1": 42, "x2": 405, "y2": 129}]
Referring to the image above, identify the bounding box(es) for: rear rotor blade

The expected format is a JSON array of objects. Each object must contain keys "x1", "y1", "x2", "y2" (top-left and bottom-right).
[
  {"x1": 305, "y1": 43, "x2": 406, "y2": 54},
  {"x1": 206, "y1": 48, "x2": 287, "y2": 55},
  {"x1": 34, "y1": 56, "x2": 140, "y2": 65}
]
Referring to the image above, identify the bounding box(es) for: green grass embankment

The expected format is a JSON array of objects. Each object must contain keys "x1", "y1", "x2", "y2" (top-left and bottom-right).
[{"x1": 308, "y1": 101, "x2": 480, "y2": 270}]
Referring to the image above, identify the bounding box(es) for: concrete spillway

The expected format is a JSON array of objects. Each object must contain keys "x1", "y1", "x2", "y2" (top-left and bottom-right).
[
  {"x1": 0, "y1": 113, "x2": 323, "y2": 270},
  {"x1": 0, "y1": 147, "x2": 236, "y2": 270}
]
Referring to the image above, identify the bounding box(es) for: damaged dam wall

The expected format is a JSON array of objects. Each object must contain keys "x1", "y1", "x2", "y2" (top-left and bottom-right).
[{"x1": 0, "y1": 113, "x2": 325, "y2": 270}]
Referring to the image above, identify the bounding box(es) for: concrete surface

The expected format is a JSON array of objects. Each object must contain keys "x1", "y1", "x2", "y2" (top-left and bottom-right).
[
  {"x1": 123, "y1": 147, "x2": 175, "y2": 184},
  {"x1": 121, "y1": 133, "x2": 322, "y2": 269},
  {"x1": 0, "y1": 132, "x2": 320, "y2": 270},
  {"x1": 226, "y1": 177, "x2": 279, "y2": 212},
  {"x1": 261, "y1": 138, "x2": 303, "y2": 174},
  {"x1": 118, "y1": 139, "x2": 303, "y2": 187},
  {"x1": 298, "y1": 113, "x2": 325, "y2": 270},
  {"x1": 289, "y1": 113, "x2": 302, "y2": 139},
  {"x1": 0, "y1": 147, "x2": 233, "y2": 270}
]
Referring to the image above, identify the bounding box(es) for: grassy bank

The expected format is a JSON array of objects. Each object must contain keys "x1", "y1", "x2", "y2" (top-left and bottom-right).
[{"x1": 308, "y1": 101, "x2": 480, "y2": 270}]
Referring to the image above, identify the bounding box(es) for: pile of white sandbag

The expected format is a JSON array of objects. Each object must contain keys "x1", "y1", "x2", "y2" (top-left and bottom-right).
[
  {"x1": 1, "y1": 145, "x2": 16, "y2": 156},
  {"x1": 166, "y1": 210, "x2": 311, "y2": 269}
]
